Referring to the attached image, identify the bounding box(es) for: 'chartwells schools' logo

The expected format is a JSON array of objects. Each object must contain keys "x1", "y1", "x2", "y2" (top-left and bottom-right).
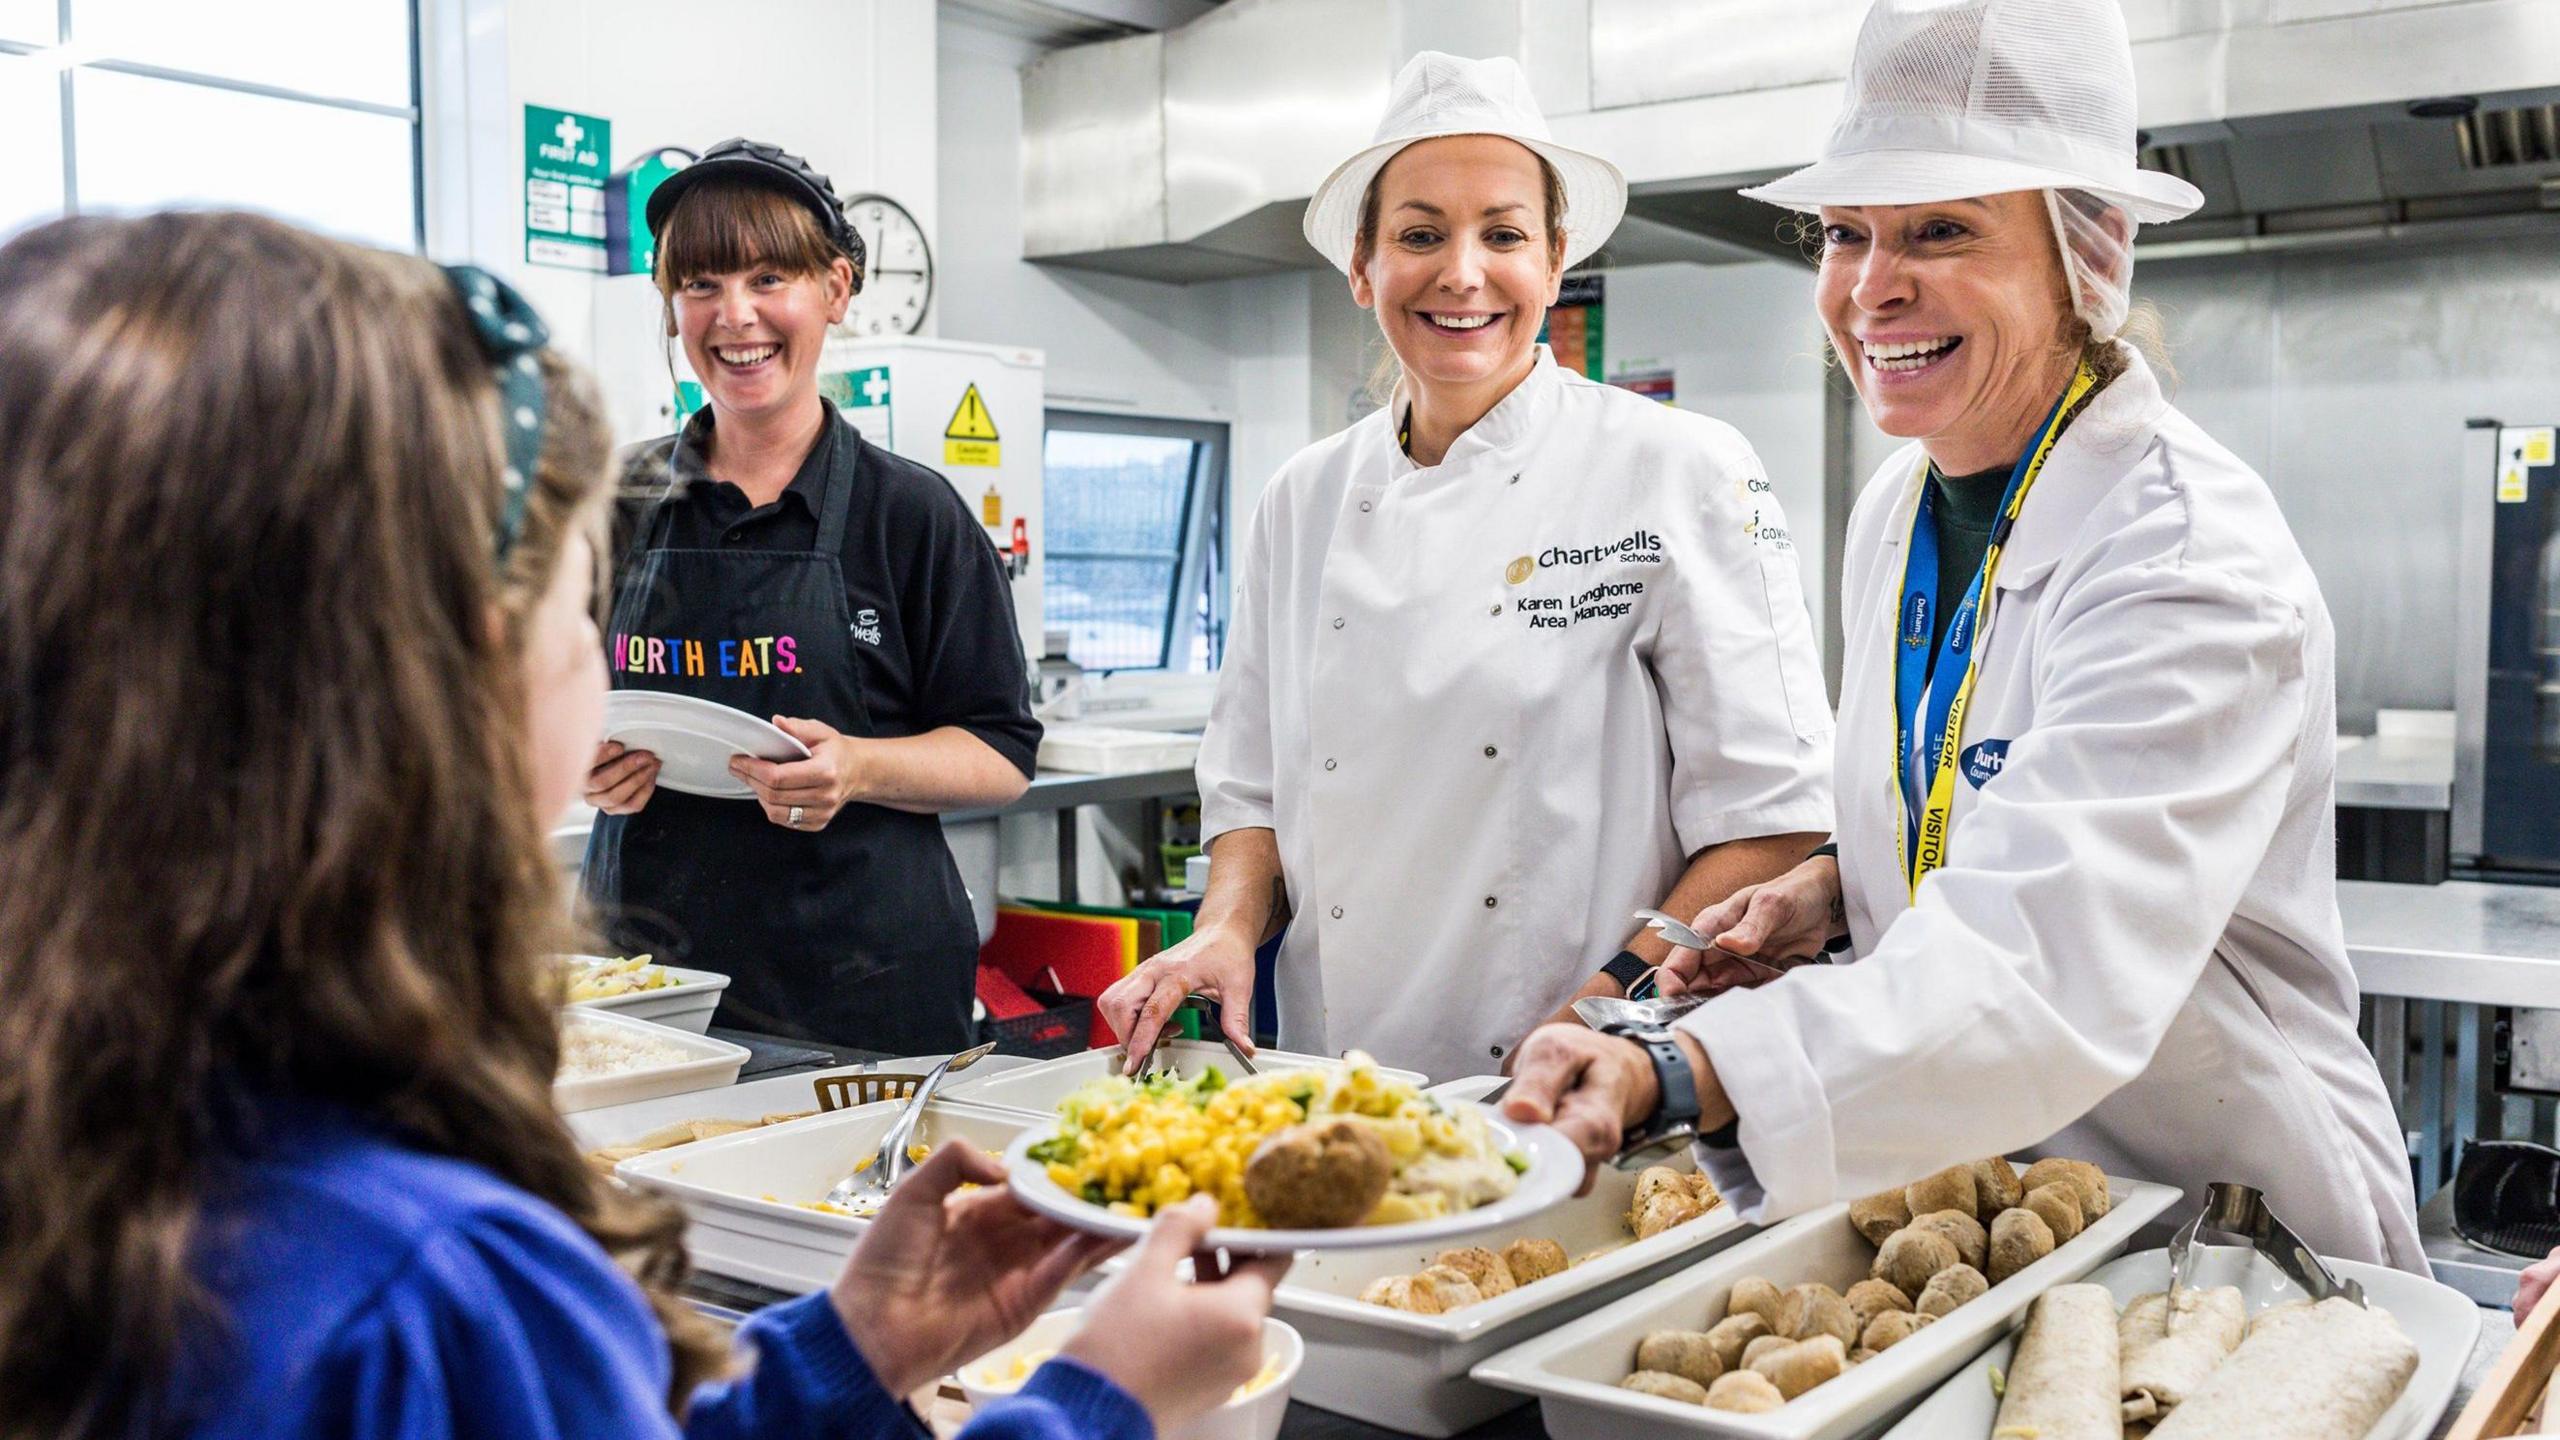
[
  {"x1": 1511, "y1": 530, "x2": 1664, "y2": 583},
  {"x1": 1505, "y1": 556, "x2": 1536, "y2": 585}
]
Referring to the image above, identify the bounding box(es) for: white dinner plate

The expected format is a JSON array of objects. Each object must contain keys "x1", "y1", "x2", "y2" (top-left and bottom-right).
[
  {"x1": 1881, "y1": 1243, "x2": 2481, "y2": 1439},
  {"x1": 1003, "y1": 1104, "x2": 1584, "y2": 1253},
  {"x1": 602, "y1": 691, "x2": 809, "y2": 799}
]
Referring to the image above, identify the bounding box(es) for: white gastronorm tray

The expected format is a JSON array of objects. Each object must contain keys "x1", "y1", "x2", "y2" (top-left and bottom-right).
[
  {"x1": 1468, "y1": 1174, "x2": 2182, "y2": 1440},
  {"x1": 1272, "y1": 1148, "x2": 1758, "y2": 1437},
  {"x1": 560, "y1": 956, "x2": 731, "y2": 1034},
  {"x1": 940, "y1": 1040, "x2": 1427, "y2": 1117},
  {"x1": 612, "y1": 1098, "x2": 1040, "y2": 1292},
  {"x1": 1880, "y1": 1243, "x2": 2481, "y2": 1440},
  {"x1": 564, "y1": 1053, "x2": 1038, "y2": 1154},
  {"x1": 553, "y1": 1010, "x2": 751, "y2": 1115}
]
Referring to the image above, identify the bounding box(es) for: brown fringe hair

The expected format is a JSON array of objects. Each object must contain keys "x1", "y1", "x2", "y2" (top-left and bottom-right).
[{"x1": 0, "y1": 211, "x2": 725, "y2": 1436}]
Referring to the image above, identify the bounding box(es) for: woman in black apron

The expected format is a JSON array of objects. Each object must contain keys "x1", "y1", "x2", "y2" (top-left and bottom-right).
[{"x1": 584, "y1": 140, "x2": 1039, "y2": 1054}]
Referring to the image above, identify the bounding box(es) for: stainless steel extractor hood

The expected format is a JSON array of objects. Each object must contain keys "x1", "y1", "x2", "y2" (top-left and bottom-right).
[{"x1": 1020, "y1": 0, "x2": 2560, "y2": 281}]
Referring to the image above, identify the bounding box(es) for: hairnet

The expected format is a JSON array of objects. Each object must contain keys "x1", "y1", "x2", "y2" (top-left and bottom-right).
[{"x1": 2045, "y1": 187, "x2": 2136, "y2": 343}]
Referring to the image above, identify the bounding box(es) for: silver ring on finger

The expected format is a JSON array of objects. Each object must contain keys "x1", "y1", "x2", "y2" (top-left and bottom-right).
[{"x1": 787, "y1": 805, "x2": 805, "y2": 828}]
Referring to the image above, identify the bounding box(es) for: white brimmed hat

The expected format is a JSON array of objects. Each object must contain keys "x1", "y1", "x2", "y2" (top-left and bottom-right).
[
  {"x1": 1302, "y1": 51, "x2": 1626, "y2": 274},
  {"x1": 1739, "y1": 0, "x2": 2203, "y2": 225}
]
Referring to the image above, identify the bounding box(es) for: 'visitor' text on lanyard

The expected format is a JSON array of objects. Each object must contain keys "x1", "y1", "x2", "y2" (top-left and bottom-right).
[{"x1": 1893, "y1": 363, "x2": 2098, "y2": 901}]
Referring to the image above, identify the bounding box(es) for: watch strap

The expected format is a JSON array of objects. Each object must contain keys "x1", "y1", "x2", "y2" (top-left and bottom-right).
[
  {"x1": 1598, "y1": 1020, "x2": 1700, "y2": 1140},
  {"x1": 1599, "y1": 948, "x2": 1652, "y2": 994}
]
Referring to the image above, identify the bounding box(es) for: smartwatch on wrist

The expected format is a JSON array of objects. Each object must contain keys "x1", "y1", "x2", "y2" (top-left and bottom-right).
[
  {"x1": 1599, "y1": 948, "x2": 1652, "y2": 996},
  {"x1": 1597, "y1": 1019, "x2": 1702, "y2": 1160}
]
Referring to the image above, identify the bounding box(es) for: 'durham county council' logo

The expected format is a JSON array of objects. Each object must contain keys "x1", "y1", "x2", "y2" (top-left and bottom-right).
[{"x1": 1505, "y1": 555, "x2": 1536, "y2": 586}]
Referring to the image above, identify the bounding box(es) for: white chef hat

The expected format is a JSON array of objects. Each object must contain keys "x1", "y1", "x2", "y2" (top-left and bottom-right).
[
  {"x1": 1301, "y1": 51, "x2": 1626, "y2": 275},
  {"x1": 1739, "y1": 0, "x2": 2202, "y2": 340}
]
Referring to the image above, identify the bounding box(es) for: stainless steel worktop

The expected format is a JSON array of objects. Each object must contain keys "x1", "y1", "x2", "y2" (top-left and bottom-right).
[
  {"x1": 2337, "y1": 732, "x2": 2456, "y2": 812},
  {"x1": 2343, "y1": 878, "x2": 2560, "y2": 1007}
]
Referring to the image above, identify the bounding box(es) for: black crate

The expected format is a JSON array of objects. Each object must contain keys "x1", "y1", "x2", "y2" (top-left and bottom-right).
[{"x1": 981, "y1": 991, "x2": 1096, "y2": 1060}]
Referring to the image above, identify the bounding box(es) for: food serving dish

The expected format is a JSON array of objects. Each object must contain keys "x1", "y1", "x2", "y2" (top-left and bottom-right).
[
  {"x1": 553, "y1": 1010, "x2": 750, "y2": 1114},
  {"x1": 958, "y1": 1308, "x2": 1301, "y2": 1440},
  {"x1": 559, "y1": 954, "x2": 731, "y2": 1033},
  {"x1": 943, "y1": 1040, "x2": 1426, "y2": 1116},
  {"x1": 612, "y1": 1098, "x2": 1036, "y2": 1291},
  {"x1": 565, "y1": 1053, "x2": 1038, "y2": 1165},
  {"x1": 1884, "y1": 1243, "x2": 2479, "y2": 1438},
  {"x1": 1469, "y1": 1174, "x2": 2180, "y2": 1440},
  {"x1": 600, "y1": 690, "x2": 807, "y2": 799},
  {"x1": 1273, "y1": 1151, "x2": 1756, "y2": 1435}
]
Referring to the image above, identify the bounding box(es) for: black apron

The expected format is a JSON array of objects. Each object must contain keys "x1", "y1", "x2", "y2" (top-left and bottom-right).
[{"x1": 583, "y1": 425, "x2": 977, "y2": 1054}]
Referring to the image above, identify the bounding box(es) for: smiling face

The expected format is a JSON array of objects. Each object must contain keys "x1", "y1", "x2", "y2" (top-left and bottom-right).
[
  {"x1": 655, "y1": 181, "x2": 854, "y2": 427},
  {"x1": 1350, "y1": 135, "x2": 1565, "y2": 403},
  {"x1": 1814, "y1": 191, "x2": 2081, "y2": 474}
]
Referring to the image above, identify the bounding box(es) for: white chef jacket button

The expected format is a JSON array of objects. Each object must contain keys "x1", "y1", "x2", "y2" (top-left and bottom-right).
[
  {"x1": 1325, "y1": 758, "x2": 1337, "y2": 771},
  {"x1": 1330, "y1": 906, "x2": 1344, "y2": 919},
  {"x1": 1359, "y1": 500, "x2": 1373, "y2": 513},
  {"x1": 1332, "y1": 617, "x2": 1345, "y2": 630},
  {"x1": 1483, "y1": 895, "x2": 1497, "y2": 908},
  {"x1": 1488, "y1": 603, "x2": 1500, "y2": 615},
  {"x1": 1483, "y1": 745, "x2": 1497, "y2": 758}
]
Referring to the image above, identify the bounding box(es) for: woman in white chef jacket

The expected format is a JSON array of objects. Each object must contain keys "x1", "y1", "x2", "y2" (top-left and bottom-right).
[
  {"x1": 1501, "y1": 0, "x2": 2424, "y2": 1267},
  {"x1": 1098, "y1": 52, "x2": 1834, "y2": 1084}
]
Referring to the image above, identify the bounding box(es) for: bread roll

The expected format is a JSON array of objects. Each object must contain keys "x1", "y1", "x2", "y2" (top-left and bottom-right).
[
  {"x1": 1727, "y1": 1276, "x2": 1785, "y2": 1331},
  {"x1": 1631, "y1": 1165, "x2": 1689, "y2": 1218},
  {"x1": 1905, "y1": 1164, "x2": 1978, "y2": 1221},
  {"x1": 1620, "y1": 1371, "x2": 1709, "y2": 1404},
  {"x1": 1972, "y1": 1156, "x2": 2025, "y2": 1212},
  {"x1": 1915, "y1": 1263, "x2": 1987, "y2": 1318},
  {"x1": 1910, "y1": 1208, "x2": 1988, "y2": 1271},
  {"x1": 2023, "y1": 1180, "x2": 2085, "y2": 1243},
  {"x1": 2118, "y1": 1286, "x2": 2246, "y2": 1424},
  {"x1": 1635, "y1": 1188, "x2": 1705, "y2": 1239},
  {"x1": 1703, "y1": 1312, "x2": 1770, "y2": 1371},
  {"x1": 1748, "y1": 1334, "x2": 1847, "y2": 1400},
  {"x1": 1634, "y1": 1330, "x2": 1724, "y2": 1388},
  {"x1": 1862, "y1": 1309, "x2": 1934, "y2": 1351},
  {"x1": 1501, "y1": 1237, "x2": 1568, "y2": 1286},
  {"x1": 1844, "y1": 1277, "x2": 1912, "y2": 1331},
  {"x1": 1741, "y1": 1335, "x2": 1791, "y2": 1368},
  {"x1": 1428, "y1": 1246, "x2": 1515, "y2": 1298},
  {"x1": 1992, "y1": 1282, "x2": 2120, "y2": 1440},
  {"x1": 1848, "y1": 1187, "x2": 1913, "y2": 1246},
  {"x1": 1703, "y1": 1370, "x2": 1785, "y2": 1413},
  {"x1": 1988, "y1": 1207, "x2": 2056, "y2": 1283},
  {"x1": 2147, "y1": 1297, "x2": 2417, "y2": 1440},
  {"x1": 2020, "y1": 1157, "x2": 2110, "y2": 1219},
  {"x1": 1874, "y1": 1226, "x2": 1962, "y2": 1294},
  {"x1": 1776, "y1": 1283, "x2": 1858, "y2": 1347}
]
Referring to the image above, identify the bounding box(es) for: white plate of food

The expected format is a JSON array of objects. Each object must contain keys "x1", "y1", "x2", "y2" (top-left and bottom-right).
[
  {"x1": 1881, "y1": 1242, "x2": 2479, "y2": 1439},
  {"x1": 601, "y1": 690, "x2": 807, "y2": 799},
  {"x1": 558, "y1": 953, "x2": 730, "y2": 1033},
  {"x1": 1001, "y1": 1054, "x2": 1582, "y2": 1253}
]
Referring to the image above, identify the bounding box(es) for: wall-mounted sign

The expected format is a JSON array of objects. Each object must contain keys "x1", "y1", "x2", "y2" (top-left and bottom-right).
[
  {"x1": 606, "y1": 146, "x2": 692, "y2": 278},
  {"x1": 524, "y1": 104, "x2": 610, "y2": 272}
]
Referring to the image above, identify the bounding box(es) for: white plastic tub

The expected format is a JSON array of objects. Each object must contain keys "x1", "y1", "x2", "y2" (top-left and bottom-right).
[
  {"x1": 553, "y1": 1011, "x2": 750, "y2": 1114},
  {"x1": 561, "y1": 956, "x2": 731, "y2": 1034},
  {"x1": 1469, "y1": 1175, "x2": 2181, "y2": 1440},
  {"x1": 943, "y1": 1040, "x2": 1426, "y2": 1117},
  {"x1": 613, "y1": 1099, "x2": 1037, "y2": 1291},
  {"x1": 565, "y1": 1053, "x2": 1038, "y2": 1157},
  {"x1": 1273, "y1": 1151, "x2": 1758, "y2": 1436},
  {"x1": 1036, "y1": 723, "x2": 1200, "y2": 775}
]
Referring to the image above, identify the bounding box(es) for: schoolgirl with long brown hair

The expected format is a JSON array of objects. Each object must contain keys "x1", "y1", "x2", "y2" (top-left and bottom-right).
[{"x1": 0, "y1": 210, "x2": 1277, "y2": 1440}]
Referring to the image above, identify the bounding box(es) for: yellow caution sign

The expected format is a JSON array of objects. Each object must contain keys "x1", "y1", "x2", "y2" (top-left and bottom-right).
[{"x1": 944, "y1": 383, "x2": 1001, "y2": 467}]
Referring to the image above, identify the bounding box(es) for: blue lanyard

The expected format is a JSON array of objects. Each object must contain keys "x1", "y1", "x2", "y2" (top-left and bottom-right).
[{"x1": 1892, "y1": 367, "x2": 2095, "y2": 884}]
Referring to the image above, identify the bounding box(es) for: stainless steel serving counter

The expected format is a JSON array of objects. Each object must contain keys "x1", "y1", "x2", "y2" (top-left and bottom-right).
[
  {"x1": 2337, "y1": 732, "x2": 2457, "y2": 812},
  {"x1": 2344, "y1": 879, "x2": 2560, "y2": 1008}
]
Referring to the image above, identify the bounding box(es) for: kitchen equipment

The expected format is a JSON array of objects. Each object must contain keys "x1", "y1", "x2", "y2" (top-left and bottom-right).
[
  {"x1": 1469, "y1": 1175, "x2": 2181, "y2": 1440},
  {"x1": 599, "y1": 691, "x2": 808, "y2": 799},
  {"x1": 2167, "y1": 1181, "x2": 2365, "y2": 1323},
  {"x1": 812, "y1": 1071, "x2": 925, "y2": 1112},
  {"x1": 822, "y1": 1041, "x2": 997, "y2": 1212},
  {"x1": 1003, "y1": 1104, "x2": 1583, "y2": 1253},
  {"x1": 2456, "y1": 420, "x2": 2560, "y2": 874}
]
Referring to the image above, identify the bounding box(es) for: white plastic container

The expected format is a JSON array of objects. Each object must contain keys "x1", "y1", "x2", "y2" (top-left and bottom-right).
[
  {"x1": 564, "y1": 1053, "x2": 1039, "y2": 1155},
  {"x1": 958, "y1": 1308, "x2": 1302, "y2": 1440},
  {"x1": 1035, "y1": 723, "x2": 1200, "y2": 775},
  {"x1": 1469, "y1": 1175, "x2": 2182, "y2": 1440},
  {"x1": 613, "y1": 1099, "x2": 1036, "y2": 1291},
  {"x1": 1882, "y1": 1242, "x2": 2480, "y2": 1440},
  {"x1": 943, "y1": 1041, "x2": 1426, "y2": 1117},
  {"x1": 553, "y1": 1011, "x2": 750, "y2": 1114},
  {"x1": 1273, "y1": 1151, "x2": 1757, "y2": 1435},
  {"x1": 562, "y1": 956, "x2": 731, "y2": 1034}
]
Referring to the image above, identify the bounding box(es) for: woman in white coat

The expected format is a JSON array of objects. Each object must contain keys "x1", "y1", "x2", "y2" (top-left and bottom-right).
[
  {"x1": 1098, "y1": 52, "x2": 1834, "y2": 1084},
  {"x1": 1501, "y1": 0, "x2": 2423, "y2": 1267}
]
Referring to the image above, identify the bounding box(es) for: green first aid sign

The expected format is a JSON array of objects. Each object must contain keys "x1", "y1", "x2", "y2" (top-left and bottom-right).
[{"x1": 525, "y1": 105, "x2": 610, "y2": 272}]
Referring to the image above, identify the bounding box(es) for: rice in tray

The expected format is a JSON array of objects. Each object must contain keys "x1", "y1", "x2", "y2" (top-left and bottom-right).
[{"x1": 559, "y1": 1021, "x2": 699, "y2": 1081}]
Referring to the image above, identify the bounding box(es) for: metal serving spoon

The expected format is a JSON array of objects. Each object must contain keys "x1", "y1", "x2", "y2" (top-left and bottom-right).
[{"x1": 820, "y1": 1041, "x2": 998, "y2": 1214}]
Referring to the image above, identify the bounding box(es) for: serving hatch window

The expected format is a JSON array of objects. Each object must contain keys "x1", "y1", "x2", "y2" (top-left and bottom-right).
[
  {"x1": 1041, "y1": 412, "x2": 1228, "y2": 674},
  {"x1": 0, "y1": 0, "x2": 421, "y2": 251}
]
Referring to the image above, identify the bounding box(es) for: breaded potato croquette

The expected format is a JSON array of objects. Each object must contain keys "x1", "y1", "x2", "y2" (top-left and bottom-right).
[
  {"x1": 1501, "y1": 1237, "x2": 1568, "y2": 1286},
  {"x1": 1749, "y1": 1335, "x2": 1848, "y2": 1400},
  {"x1": 1634, "y1": 1330, "x2": 1725, "y2": 1388},
  {"x1": 1910, "y1": 1209, "x2": 1988, "y2": 1272},
  {"x1": 1872, "y1": 1226, "x2": 1962, "y2": 1295},
  {"x1": 1988, "y1": 1207, "x2": 2057, "y2": 1283},
  {"x1": 1620, "y1": 1371, "x2": 1709, "y2": 1405},
  {"x1": 1427, "y1": 1246, "x2": 1515, "y2": 1299},
  {"x1": 1703, "y1": 1370, "x2": 1786, "y2": 1413},
  {"x1": 1916, "y1": 1263, "x2": 1987, "y2": 1318},
  {"x1": 1905, "y1": 1164, "x2": 1978, "y2": 1221},
  {"x1": 1848, "y1": 1186, "x2": 1913, "y2": 1246}
]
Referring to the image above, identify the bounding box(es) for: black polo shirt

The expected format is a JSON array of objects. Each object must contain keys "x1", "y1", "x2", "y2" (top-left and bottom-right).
[{"x1": 615, "y1": 402, "x2": 1041, "y2": 776}]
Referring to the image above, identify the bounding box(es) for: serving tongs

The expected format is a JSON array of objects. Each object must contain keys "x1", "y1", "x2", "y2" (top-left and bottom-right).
[
  {"x1": 2164, "y1": 1180, "x2": 2366, "y2": 1330},
  {"x1": 819, "y1": 1041, "x2": 998, "y2": 1214},
  {"x1": 1124, "y1": 997, "x2": 1259, "y2": 1081}
]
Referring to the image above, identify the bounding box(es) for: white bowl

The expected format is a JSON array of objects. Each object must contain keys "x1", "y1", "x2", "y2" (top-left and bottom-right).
[
  {"x1": 560, "y1": 955, "x2": 731, "y2": 1034},
  {"x1": 957, "y1": 1307, "x2": 1302, "y2": 1440}
]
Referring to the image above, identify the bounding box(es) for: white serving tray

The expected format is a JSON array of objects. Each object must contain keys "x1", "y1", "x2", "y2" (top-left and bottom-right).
[
  {"x1": 943, "y1": 1040, "x2": 1426, "y2": 1117},
  {"x1": 613, "y1": 1098, "x2": 1039, "y2": 1292},
  {"x1": 1036, "y1": 723, "x2": 1201, "y2": 775},
  {"x1": 553, "y1": 1010, "x2": 750, "y2": 1114},
  {"x1": 562, "y1": 957, "x2": 731, "y2": 1034},
  {"x1": 1882, "y1": 1243, "x2": 2482, "y2": 1440},
  {"x1": 1469, "y1": 1174, "x2": 2182, "y2": 1440},
  {"x1": 1273, "y1": 1150, "x2": 1758, "y2": 1436},
  {"x1": 564, "y1": 1053, "x2": 1038, "y2": 1153}
]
